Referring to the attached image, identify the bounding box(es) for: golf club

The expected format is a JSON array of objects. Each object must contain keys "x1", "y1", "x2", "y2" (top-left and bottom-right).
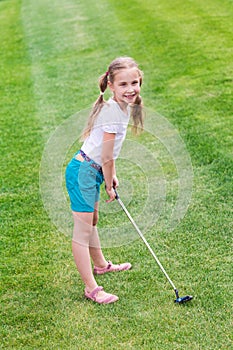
[{"x1": 114, "y1": 189, "x2": 193, "y2": 304}]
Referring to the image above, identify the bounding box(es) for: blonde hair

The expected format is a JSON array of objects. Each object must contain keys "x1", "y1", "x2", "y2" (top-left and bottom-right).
[{"x1": 81, "y1": 57, "x2": 144, "y2": 140}]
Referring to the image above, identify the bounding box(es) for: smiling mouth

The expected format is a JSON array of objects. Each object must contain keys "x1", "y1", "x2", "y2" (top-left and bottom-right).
[{"x1": 124, "y1": 93, "x2": 136, "y2": 98}]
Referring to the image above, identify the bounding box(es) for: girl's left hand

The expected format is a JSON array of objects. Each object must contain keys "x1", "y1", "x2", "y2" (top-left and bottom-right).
[{"x1": 105, "y1": 187, "x2": 116, "y2": 203}]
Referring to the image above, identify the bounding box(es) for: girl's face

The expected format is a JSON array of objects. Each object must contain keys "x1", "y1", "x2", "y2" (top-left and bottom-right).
[{"x1": 108, "y1": 67, "x2": 141, "y2": 109}]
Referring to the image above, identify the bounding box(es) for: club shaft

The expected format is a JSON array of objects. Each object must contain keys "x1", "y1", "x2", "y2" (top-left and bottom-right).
[{"x1": 116, "y1": 195, "x2": 177, "y2": 292}]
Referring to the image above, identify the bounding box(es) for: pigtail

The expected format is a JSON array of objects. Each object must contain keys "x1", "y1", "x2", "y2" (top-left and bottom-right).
[
  {"x1": 80, "y1": 72, "x2": 109, "y2": 140},
  {"x1": 131, "y1": 95, "x2": 144, "y2": 135}
]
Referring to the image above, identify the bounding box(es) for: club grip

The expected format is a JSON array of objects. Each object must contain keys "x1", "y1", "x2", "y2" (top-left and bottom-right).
[{"x1": 114, "y1": 188, "x2": 119, "y2": 200}]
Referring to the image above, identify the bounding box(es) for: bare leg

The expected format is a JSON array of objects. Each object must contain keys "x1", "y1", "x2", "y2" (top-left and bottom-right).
[
  {"x1": 71, "y1": 206, "x2": 121, "y2": 303},
  {"x1": 72, "y1": 209, "x2": 116, "y2": 302},
  {"x1": 89, "y1": 202, "x2": 108, "y2": 268},
  {"x1": 89, "y1": 226, "x2": 108, "y2": 268},
  {"x1": 88, "y1": 203, "x2": 129, "y2": 272},
  {"x1": 72, "y1": 211, "x2": 98, "y2": 292}
]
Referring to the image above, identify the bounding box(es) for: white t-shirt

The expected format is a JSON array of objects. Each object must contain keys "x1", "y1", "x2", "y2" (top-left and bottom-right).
[{"x1": 82, "y1": 98, "x2": 130, "y2": 166}]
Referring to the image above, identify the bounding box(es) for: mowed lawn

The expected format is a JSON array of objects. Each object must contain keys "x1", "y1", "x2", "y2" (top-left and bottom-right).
[{"x1": 0, "y1": 0, "x2": 232, "y2": 349}]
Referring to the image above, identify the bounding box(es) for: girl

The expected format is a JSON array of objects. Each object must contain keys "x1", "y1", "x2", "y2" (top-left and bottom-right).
[{"x1": 65, "y1": 57, "x2": 144, "y2": 304}]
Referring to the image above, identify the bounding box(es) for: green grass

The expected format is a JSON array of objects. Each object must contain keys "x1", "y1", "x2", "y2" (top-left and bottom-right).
[{"x1": 1, "y1": 0, "x2": 232, "y2": 349}]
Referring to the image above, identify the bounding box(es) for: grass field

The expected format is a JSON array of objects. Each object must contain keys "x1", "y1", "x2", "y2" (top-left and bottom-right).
[{"x1": 1, "y1": 0, "x2": 232, "y2": 349}]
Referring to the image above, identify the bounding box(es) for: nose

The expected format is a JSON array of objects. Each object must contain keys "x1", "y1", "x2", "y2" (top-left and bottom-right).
[{"x1": 127, "y1": 86, "x2": 134, "y2": 92}]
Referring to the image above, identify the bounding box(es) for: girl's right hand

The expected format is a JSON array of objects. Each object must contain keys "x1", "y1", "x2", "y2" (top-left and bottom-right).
[{"x1": 105, "y1": 187, "x2": 116, "y2": 203}]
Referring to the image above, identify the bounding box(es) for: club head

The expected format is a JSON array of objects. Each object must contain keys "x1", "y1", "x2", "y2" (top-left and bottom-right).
[{"x1": 174, "y1": 295, "x2": 193, "y2": 304}]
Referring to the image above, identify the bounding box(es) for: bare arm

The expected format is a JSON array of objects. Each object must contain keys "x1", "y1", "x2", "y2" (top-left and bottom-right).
[{"x1": 101, "y1": 132, "x2": 117, "y2": 203}]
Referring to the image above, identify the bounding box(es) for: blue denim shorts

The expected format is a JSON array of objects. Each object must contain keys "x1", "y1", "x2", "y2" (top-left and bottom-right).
[{"x1": 65, "y1": 154, "x2": 104, "y2": 212}]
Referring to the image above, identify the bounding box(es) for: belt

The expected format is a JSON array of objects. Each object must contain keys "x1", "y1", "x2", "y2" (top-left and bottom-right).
[{"x1": 78, "y1": 149, "x2": 102, "y2": 173}]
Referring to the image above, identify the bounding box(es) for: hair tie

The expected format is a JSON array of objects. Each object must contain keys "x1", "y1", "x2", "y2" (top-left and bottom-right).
[
  {"x1": 100, "y1": 91, "x2": 105, "y2": 96},
  {"x1": 105, "y1": 71, "x2": 109, "y2": 77}
]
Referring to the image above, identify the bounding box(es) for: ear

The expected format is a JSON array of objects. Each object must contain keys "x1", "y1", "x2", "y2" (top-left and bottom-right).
[{"x1": 108, "y1": 80, "x2": 115, "y2": 93}]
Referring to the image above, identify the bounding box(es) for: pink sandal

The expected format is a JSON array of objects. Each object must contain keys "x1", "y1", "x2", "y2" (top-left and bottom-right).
[
  {"x1": 84, "y1": 286, "x2": 118, "y2": 304},
  {"x1": 93, "y1": 261, "x2": 132, "y2": 275}
]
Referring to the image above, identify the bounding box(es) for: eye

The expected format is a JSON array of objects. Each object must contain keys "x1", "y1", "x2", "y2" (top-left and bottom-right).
[{"x1": 132, "y1": 80, "x2": 139, "y2": 85}]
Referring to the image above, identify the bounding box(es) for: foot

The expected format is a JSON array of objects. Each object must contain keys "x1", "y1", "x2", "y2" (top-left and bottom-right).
[
  {"x1": 84, "y1": 286, "x2": 118, "y2": 304},
  {"x1": 93, "y1": 261, "x2": 132, "y2": 275}
]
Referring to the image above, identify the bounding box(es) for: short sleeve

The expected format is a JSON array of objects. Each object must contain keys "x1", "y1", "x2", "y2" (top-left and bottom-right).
[
  {"x1": 97, "y1": 103, "x2": 121, "y2": 134},
  {"x1": 102, "y1": 123, "x2": 118, "y2": 134}
]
